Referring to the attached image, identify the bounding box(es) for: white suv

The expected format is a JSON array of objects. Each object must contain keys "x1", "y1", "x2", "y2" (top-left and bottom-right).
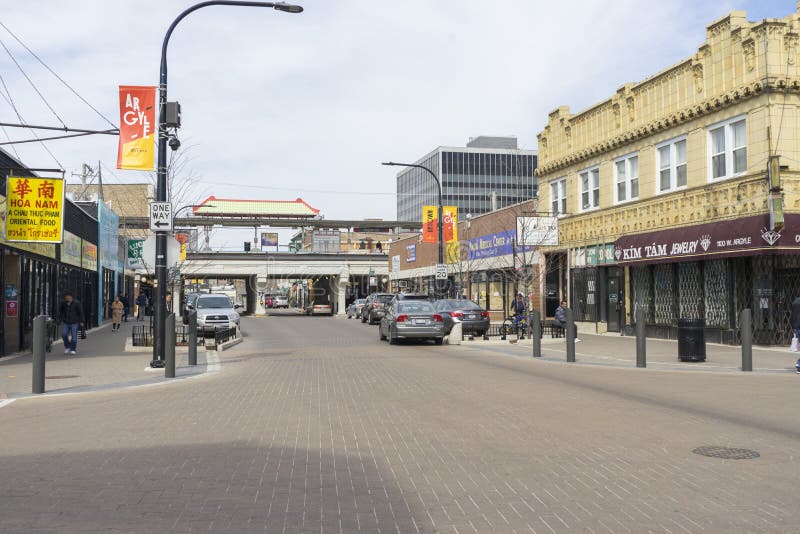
[{"x1": 194, "y1": 294, "x2": 240, "y2": 332}]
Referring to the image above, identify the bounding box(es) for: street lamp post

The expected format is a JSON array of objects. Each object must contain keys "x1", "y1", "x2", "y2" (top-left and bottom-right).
[
  {"x1": 382, "y1": 161, "x2": 444, "y2": 298},
  {"x1": 151, "y1": 1, "x2": 303, "y2": 368}
]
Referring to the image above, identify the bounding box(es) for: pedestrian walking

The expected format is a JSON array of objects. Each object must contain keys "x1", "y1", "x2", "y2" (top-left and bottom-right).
[
  {"x1": 136, "y1": 292, "x2": 148, "y2": 321},
  {"x1": 58, "y1": 292, "x2": 84, "y2": 355},
  {"x1": 165, "y1": 293, "x2": 173, "y2": 313},
  {"x1": 790, "y1": 295, "x2": 800, "y2": 372},
  {"x1": 120, "y1": 294, "x2": 129, "y2": 322},
  {"x1": 111, "y1": 296, "x2": 124, "y2": 332}
]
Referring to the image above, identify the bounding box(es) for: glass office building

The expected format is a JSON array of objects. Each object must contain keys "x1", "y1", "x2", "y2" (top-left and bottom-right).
[{"x1": 396, "y1": 137, "x2": 537, "y2": 221}]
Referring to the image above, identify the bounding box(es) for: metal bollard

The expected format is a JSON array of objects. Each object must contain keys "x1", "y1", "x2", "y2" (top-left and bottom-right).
[
  {"x1": 32, "y1": 315, "x2": 47, "y2": 394},
  {"x1": 188, "y1": 310, "x2": 197, "y2": 366},
  {"x1": 636, "y1": 308, "x2": 646, "y2": 368},
  {"x1": 531, "y1": 309, "x2": 541, "y2": 358},
  {"x1": 740, "y1": 308, "x2": 752, "y2": 372},
  {"x1": 566, "y1": 308, "x2": 576, "y2": 362},
  {"x1": 165, "y1": 313, "x2": 176, "y2": 378}
]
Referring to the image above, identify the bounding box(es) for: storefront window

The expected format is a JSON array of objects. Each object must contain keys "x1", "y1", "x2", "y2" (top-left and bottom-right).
[
  {"x1": 678, "y1": 262, "x2": 703, "y2": 320},
  {"x1": 704, "y1": 259, "x2": 730, "y2": 328},
  {"x1": 631, "y1": 266, "x2": 654, "y2": 323},
  {"x1": 653, "y1": 264, "x2": 676, "y2": 325}
]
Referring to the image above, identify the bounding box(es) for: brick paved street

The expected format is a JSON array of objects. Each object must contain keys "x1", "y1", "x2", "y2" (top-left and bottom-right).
[{"x1": 1, "y1": 313, "x2": 799, "y2": 533}]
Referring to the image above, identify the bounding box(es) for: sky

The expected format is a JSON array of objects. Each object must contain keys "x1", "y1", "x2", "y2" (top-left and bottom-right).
[{"x1": 0, "y1": 0, "x2": 795, "y2": 249}]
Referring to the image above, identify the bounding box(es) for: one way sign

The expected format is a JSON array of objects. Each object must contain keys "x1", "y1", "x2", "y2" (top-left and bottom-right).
[{"x1": 149, "y1": 202, "x2": 173, "y2": 232}]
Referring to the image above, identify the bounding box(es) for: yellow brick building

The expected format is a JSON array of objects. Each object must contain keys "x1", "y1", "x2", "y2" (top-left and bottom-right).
[{"x1": 536, "y1": 7, "x2": 800, "y2": 344}]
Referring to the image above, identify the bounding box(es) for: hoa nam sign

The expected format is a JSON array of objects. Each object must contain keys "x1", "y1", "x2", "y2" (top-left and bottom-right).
[
  {"x1": 613, "y1": 214, "x2": 800, "y2": 265},
  {"x1": 5, "y1": 176, "x2": 64, "y2": 243}
]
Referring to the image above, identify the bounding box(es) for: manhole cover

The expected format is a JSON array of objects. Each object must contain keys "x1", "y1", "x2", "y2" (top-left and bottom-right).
[
  {"x1": 46, "y1": 375, "x2": 80, "y2": 380},
  {"x1": 692, "y1": 446, "x2": 760, "y2": 460}
]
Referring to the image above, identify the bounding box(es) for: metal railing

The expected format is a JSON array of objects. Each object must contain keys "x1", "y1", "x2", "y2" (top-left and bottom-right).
[{"x1": 214, "y1": 326, "x2": 239, "y2": 346}]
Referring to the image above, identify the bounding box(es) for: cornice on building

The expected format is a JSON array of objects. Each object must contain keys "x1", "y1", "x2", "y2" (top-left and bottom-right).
[{"x1": 535, "y1": 6, "x2": 800, "y2": 178}]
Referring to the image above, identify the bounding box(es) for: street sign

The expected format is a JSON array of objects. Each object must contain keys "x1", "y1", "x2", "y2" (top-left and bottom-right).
[
  {"x1": 149, "y1": 202, "x2": 173, "y2": 231},
  {"x1": 435, "y1": 263, "x2": 448, "y2": 280}
]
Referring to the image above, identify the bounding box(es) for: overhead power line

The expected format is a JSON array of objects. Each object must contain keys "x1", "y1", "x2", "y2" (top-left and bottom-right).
[
  {"x1": 0, "y1": 36, "x2": 67, "y2": 129},
  {"x1": 0, "y1": 70, "x2": 62, "y2": 168},
  {"x1": 0, "y1": 20, "x2": 119, "y2": 130}
]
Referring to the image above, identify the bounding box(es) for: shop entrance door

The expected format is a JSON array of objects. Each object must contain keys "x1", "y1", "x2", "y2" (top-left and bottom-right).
[{"x1": 607, "y1": 274, "x2": 623, "y2": 332}]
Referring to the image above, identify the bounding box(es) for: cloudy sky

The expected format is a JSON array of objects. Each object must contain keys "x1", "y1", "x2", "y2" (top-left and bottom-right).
[{"x1": 0, "y1": 0, "x2": 794, "y2": 249}]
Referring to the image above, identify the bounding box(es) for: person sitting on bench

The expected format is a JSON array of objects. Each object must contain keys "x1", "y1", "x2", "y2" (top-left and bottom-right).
[{"x1": 553, "y1": 301, "x2": 568, "y2": 333}]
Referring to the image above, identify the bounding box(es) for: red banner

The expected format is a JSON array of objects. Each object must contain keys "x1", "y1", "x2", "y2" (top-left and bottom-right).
[{"x1": 117, "y1": 86, "x2": 156, "y2": 170}]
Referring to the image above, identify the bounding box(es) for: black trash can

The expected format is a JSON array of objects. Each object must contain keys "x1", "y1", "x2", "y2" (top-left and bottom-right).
[{"x1": 677, "y1": 318, "x2": 706, "y2": 362}]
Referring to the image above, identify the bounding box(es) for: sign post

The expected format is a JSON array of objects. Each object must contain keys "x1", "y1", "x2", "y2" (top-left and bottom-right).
[{"x1": 435, "y1": 264, "x2": 447, "y2": 280}]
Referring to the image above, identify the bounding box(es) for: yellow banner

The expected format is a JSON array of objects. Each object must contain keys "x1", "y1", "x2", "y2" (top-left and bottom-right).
[
  {"x1": 5, "y1": 177, "x2": 64, "y2": 243},
  {"x1": 179, "y1": 243, "x2": 187, "y2": 262}
]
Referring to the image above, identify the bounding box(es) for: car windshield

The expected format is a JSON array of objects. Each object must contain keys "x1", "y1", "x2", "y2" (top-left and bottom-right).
[
  {"x1": 197, "y1": 296, "x2": 232, "y2": 309},
  {"x1": 398, "y1": 302, "x2": 435, "y2": 314},
  {"x1": 376, "y1": 295, "x2": 394, "y2": 303}
]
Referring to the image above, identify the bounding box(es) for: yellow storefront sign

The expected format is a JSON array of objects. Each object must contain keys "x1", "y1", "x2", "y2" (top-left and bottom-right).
[{"x1": 5, "y1": 176, "x2": 64, "y2": 243}]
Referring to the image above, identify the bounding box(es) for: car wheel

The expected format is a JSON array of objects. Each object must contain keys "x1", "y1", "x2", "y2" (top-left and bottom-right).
[
  {"x1": 361, "y1": 313, "x2": 367, "y2": 323},
  {"x1": 379, "y1": 325, "x2": 386, "y2": 341},
  {"x1": 434, "y1": 337, "x2": 444, "y2": 345},
  {"x1": 388, "y1": 327, "x2": 398, "y2": 345}
]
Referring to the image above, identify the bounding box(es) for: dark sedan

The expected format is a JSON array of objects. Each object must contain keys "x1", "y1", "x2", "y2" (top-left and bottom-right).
[{"x1": 434, "y1": 299, "x2": 490, "y2": 336}]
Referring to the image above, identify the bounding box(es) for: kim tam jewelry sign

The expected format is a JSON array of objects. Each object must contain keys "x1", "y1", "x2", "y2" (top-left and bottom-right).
[{"x1": 613, "y1": 214, "x2": 800, "y2": 265}]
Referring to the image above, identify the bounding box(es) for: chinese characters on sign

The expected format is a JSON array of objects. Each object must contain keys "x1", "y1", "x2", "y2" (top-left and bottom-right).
[
  {"x1": 117, "y1": 86, "x2": 156, "y2": 170},
  {"x1": 5, "y1": 176, "x2": 64, "y2": 243}
]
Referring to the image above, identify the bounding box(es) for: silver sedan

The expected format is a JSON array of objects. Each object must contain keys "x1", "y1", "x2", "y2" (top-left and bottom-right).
[{"x1": 379, "y1": 300, "x2": 444, "y2": 345}]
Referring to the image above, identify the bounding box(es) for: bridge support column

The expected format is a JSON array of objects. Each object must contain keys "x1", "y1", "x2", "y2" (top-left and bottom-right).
[{"x1": 337, "y1": 270, "x2": 349, "y2": 316}]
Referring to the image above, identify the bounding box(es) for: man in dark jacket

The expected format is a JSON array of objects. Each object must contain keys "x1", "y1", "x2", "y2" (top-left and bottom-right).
[
  {"x1": 554, "y1": 300, "x2": 568, "y2": 328},
  {"x1": 59, "y1": 292, "x2": 84, "y2": 355}
]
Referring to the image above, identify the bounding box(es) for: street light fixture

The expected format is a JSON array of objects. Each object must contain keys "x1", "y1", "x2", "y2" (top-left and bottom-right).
[
  {"x1": 151, "y1": 1, "x2": 303, "y2": 368},
  {"x1": 382, "y1": 161, "x2": 445, "y2": 298}
]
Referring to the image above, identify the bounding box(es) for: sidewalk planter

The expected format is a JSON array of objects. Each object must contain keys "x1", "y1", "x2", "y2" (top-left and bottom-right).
[{"x1": 677, "y1": 318, "x2": 706, "y2": 362}]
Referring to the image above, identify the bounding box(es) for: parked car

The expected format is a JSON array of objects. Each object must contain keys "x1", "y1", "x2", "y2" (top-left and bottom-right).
[
  {"x1": 379, "y1": 299, "x2": 444, "y2": 344},
  {"x1": 307, "y1": 301, "x2": 333, "y2": 316},
  {"x1": 194, "y1": 293, "x2": 241, "y2": 332},
  {"x1": 273, "y1": 295, "x2": 289, "y2": 308},
  {"x1": 434, "y1": 299, "x2": 490, "y2": 336},
  {"x1": 362, "y1": 293, "x2": 395, "y2": 324},
  {"x1": 346, "y1": 299, "x2": 366, "y2": 319}
]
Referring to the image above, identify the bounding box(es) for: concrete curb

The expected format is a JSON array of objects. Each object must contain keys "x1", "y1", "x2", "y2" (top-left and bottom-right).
[{"x1": 217, "y1": 336, "x2": 243, "y2": 351}]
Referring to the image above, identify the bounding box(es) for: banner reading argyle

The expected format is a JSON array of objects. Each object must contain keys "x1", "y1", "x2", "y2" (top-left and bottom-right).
[
  {"x1": 422, "y1": 205, "x2": 437, "y2": 243},
  {"x1": 117, "y1": 85, "x2": 156, "y2": 170}
]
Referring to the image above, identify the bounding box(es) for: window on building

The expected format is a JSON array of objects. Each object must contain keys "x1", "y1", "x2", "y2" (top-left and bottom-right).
[
  {"x1": 657, "y1": 137, "x2": 687, "y2": 193},
  {"x1": 614, "y1": 154, "x2": 639, "y2": 203},
  {"x1": 579, "y1": 167, "x2": 600, "y2": 211},
  {"x1": 550, "y1": 177, "x2": 566, "y2": 215},
  {"x1": 708, "y1": 116, "x2": 746, "y2": 181}
]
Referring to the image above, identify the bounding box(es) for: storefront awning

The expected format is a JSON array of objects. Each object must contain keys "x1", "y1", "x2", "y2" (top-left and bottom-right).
[{"x1": 613, "y1": 213, "x2": 800, "y2": 265}]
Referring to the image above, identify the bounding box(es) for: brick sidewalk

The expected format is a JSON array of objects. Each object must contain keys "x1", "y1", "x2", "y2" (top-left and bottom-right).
[
  {"x1": 458, "y1": 332, "x2": 799, "y2": 372},
  {"x1": 0, "y1": 319, "x2": 216, "y2": 398}
]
